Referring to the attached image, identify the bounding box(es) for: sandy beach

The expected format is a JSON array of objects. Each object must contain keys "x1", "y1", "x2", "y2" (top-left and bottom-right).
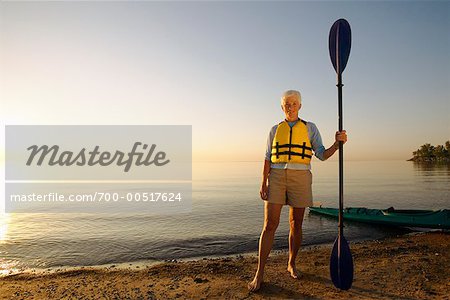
[{"x1": 0, "y1": 231, "x2": 448, "y2": 299}]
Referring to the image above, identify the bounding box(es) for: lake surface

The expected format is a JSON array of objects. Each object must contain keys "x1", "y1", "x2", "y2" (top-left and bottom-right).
[{"x1": 1, "y1": 160, "x2": 449, "y2": 274}]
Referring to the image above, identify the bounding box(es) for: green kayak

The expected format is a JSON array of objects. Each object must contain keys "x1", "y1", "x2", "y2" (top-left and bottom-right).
[{"x1": 309, "y1": 206, "x2": 450, "y2": 229}]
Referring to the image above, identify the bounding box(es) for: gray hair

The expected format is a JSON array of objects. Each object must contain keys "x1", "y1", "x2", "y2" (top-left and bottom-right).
[{"x1": 281, "y1": 90, "x2": 301, "y2": 104}]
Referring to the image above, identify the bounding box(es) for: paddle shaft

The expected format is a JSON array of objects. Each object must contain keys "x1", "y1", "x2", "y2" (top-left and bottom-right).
[
  {"x1": 337, "y1": 73, "x2": 344, "y2": 237},
  {"x1": 329, "y1": 18, "x2": 353, "y2": 291}
]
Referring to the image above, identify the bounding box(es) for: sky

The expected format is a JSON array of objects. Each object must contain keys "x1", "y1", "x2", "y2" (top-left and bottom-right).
[{"x1": 1, "y1": 1, "x2": 449, "y2": 162}]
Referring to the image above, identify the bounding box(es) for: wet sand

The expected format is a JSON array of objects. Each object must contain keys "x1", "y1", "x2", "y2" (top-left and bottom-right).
[{"x1": 1, "y1": 232, "x2": 448, "y2": 299}]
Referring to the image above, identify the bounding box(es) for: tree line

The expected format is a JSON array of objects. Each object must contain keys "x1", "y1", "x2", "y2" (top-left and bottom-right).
[{"x1": 409, "y1": 141, "x2": 450, "y2": 162}]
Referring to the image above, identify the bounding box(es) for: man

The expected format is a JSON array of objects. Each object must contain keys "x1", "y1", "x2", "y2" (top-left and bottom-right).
[{"x1": 248, "y1": 90, "x2": 347, "y2": 292}]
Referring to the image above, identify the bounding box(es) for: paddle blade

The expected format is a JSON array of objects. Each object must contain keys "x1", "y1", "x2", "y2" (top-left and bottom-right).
[
  {"x1": 329, "y1": 18, "x2": 352, "y2": 74},
  {"x1": 330, "y1": 235, "x2": 354, "y2": 290}
]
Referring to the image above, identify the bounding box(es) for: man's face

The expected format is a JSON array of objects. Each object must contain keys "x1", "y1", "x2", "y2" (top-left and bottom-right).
[{"x1": 281, "y1": 96, "x2": 301, "y2": 120}]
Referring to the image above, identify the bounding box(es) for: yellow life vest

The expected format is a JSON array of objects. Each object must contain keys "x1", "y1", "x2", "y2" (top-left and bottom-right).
[{"x1": 271, "y1": 119, "x2": 312, "y2": 164}]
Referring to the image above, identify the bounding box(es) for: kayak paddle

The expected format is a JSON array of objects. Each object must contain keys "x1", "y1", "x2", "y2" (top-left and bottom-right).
[{"x1": 328, "y1": 18, "x2": 353, "y2": 290}]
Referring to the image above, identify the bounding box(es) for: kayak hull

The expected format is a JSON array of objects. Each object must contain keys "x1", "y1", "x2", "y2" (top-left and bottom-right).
[{"x1": 309, "y1": 207, "x2": 450, "y2": 229}]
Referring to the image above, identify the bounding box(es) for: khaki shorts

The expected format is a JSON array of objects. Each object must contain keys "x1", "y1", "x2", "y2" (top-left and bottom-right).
[{"x1": 266, "y1": 168, "x2": 313, "y2": 208}]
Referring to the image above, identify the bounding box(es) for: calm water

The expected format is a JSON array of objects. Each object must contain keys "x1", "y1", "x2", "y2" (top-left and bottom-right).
[{"x1": 1, "y1": 160, "x2": 449, "y2": 274}]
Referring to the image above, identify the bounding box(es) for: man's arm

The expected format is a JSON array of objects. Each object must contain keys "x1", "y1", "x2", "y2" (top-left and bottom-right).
[
  {"x1": 260, "y1": 159, "x2": 271, "y2": 200},
  {"x1": 262, "y1": 159, "x2": 271, "y2": 184},
  {"x1": 261, "y1": 125, "x2": 276, "y2": 200},
  {"x1": 309, "y1": 122, "x2": 347, "y2": 161},
  {"x1": 322, "y1": 130, "x2": 347, "y2": 160},
  {"x1": 322, "y1": 141, "x2": 340, "y2": 160}
]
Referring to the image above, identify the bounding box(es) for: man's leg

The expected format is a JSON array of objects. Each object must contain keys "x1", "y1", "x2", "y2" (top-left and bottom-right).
[
  {"x1": 287, "y1": 207, "x2": 305, "y2": 279},
  {"x1": 248, "y1": 202, "x2": 283, "y2": 291}
]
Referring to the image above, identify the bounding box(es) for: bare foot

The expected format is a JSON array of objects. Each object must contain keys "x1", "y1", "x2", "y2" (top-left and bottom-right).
[
  {"x1": 287, "y1": 264, "x2": 299, "y2": 279},
  {"x1": 248, "y1": 273, "x2": 263, "y2": 292}
]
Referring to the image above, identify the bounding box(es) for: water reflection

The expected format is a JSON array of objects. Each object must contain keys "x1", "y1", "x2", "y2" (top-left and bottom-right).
[
  {"x1": 0, "y1": 213, "x2": 11, "y2": 244},
  {"x1": 412, "y1": 161, "x2": 450, "y2": 176},
  {"x1": 0, "y1": 213, "x2": 21, "y2": 276}
]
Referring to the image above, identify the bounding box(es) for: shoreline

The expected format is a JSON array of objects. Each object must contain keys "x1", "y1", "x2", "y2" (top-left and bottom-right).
[
  {"x1": 1, "y1": 231, "x2": 448, "y2": 299},
  {"x1": 1, "y1": 228, "x2": 414, "y2": 278}
]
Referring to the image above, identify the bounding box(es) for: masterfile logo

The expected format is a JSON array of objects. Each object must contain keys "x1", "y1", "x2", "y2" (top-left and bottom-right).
[
  {"x1": 6, "y1": 125, "x2": 191, "y2": 180},
  {"x1": 26, "y1": 142, "x2": 170, "y2": 172},
  {"x1": 4, "y1": 125, "x2": 192, "y2": 214}
]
